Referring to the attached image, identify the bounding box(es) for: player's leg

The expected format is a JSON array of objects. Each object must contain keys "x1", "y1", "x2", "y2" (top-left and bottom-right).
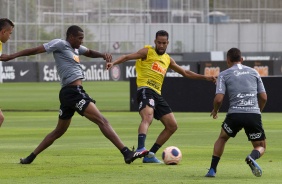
[
  {"x1": 143, "y1": 112, "x2": 178, "y2": 164},
  {"x1": 143, "y1": 112, "x2": 177, "y2": 163},
  {"x1": 245, "y1": 140, "x2": 265, "y2": 177},
  {"x1": 137, "y1": 105, "x2": 154, "y2": 148},
  {"x1": 157, "y1": 112, "x2": 178, "y2": 146},
  {"x1": 0, "y1": 109, "x2": 4, "y2": 127},
  {"x1": 205, "y1": 128, "x2": 230, "y2": 177},
  {"x1": 244, "y1": 113, "x2": 266, "y2": 177},
  {"x1": 20, "y1": 118, "x2": 71, "y2": 164},
  {"x1": 83, "y1": 102, "x2": 148, "y2": 164},
  {"x1": 213, "y1": 128, "x2": 230, "y2": 157},
  {"x1": 84, "y1": 102, "x2": 125, "y2": 149}
]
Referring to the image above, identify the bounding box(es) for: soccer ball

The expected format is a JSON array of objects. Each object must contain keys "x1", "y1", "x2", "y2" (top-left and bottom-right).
[{"x1": 162, "y1": 146, "x2": 182, "y2": 165}]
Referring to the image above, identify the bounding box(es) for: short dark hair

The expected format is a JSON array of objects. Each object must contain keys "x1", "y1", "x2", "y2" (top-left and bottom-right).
[
  {"x1": 227, "y1": 48, "x2": 241, "y2": 62},
  {"x1": 66, "y1": 25, "x2": 83, "y2": 39},
  {"x1": 0, "y1": 18, "x2": 14, "y2": 31},
  {"x1": 156, "y1": 30, "x2": 169, "y2": 39}
]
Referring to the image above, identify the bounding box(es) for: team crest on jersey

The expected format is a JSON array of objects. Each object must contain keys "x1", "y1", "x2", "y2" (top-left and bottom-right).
[{"x1": 73, "y1": 54, "x2": 80, "y2": 63}]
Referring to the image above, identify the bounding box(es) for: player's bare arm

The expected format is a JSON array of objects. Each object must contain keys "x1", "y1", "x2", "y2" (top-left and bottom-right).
[
  {"x1": 0, "y1": 45, "x2": 46, "y2": 61},
  {"x1": 83, "y1": 50, "x2": 112, "y2": 62},
  {"x1": 107, "y1": 47, "x2": 148, "y2": 70},
  {"x1": 169, "y1": 58, "x2": 216, "y2": 82},
  {"x1": 211, "y1": 93, "x2": 224, "y2": 119},
  {"x1": 258, "y1": 92, "x2": 267, "y2": 112}
]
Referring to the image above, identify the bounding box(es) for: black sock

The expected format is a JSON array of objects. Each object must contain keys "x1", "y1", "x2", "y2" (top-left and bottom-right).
[
  {"x1": 137, "y1": 134, "x2": 146, "y2": 150},
  {"x1": 149, "y1": 143, "x2": 161, "y2": 154},
  {"x1": 250, "y1": 150, "x2": 261, "y2": 160},
  {"x1": 210, "y1": 155, "x2": 220, "y2": 172},
  {"x1": 120, "y1": 147, "x2": 130, "y2": 157}
]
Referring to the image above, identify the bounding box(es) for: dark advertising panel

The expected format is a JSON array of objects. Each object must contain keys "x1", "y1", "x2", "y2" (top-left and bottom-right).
[
  {"x1": 199, "y1": 61, "x2": 227, "y2": 76},
  {"x1": 199, "y1": 61, "x2": 273, "y2": 76},
  {"x1": 38, "y1": 61, "x2": 123, "y2": 82},
  {"x1": 273, "y1": 60, "x2": 282, "y2": 76},
  {"x1": 130, "y1": 77, "x2": 282, "y2": 112},
  {"x1": 2, "y1": 62, "x2": 38, "y2": 82},
  {"x1": 123, "y1": 61, "x2": 198, "y2": 80}
]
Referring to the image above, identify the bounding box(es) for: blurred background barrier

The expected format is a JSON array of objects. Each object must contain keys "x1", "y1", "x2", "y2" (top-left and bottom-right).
[
  {"x1": 1, "y1": 59, "x2": 281, "y2": 82},
  {"x1": 130, "y1": 77, "x2": 282, "y2": 112}
]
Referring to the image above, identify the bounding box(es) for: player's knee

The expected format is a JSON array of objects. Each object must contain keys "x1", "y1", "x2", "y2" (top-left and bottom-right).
[{"x1": 167, "y1": 123, "x2": 178, "y2": 133}]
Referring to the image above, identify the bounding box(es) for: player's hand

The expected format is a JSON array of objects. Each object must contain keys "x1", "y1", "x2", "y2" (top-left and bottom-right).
[
  {"x1": 0, "y1": 54, "x2": 12, "y2": 62},
  {"x1": 207, "y1": 76, "x2": 217, "y2": 83},
  {"x1": 210, "y1": 109, "x2": 218, "y2": 119},
  {"x1": 106, "y1": 62, "x2": 113, "y2": 70},
  {"x1": 103, "y1": 53, "x2": 112, "y2": 63}
]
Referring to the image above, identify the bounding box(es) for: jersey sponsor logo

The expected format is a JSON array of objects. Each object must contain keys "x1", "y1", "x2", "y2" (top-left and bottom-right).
[
  {"x1": 233, "y1": 70, "x2": 250, "y2": 76},
  {"x1": 223, "y1": 122, "x2": 233, "y2": 134},
  {"x1": 249, "y1": 132, "x2": 262, "y2": 140},
  {"x1": 73, "y1": 54, "x2": 80, "y2": 63},
  {"x1": 237, "y1": 93, "x2": 255, "y2": 98},
  {"x1": 146, "y1": 79, "x2": 161, "y2": 91},
  {"x1": 151, "y1": 62, "x2": 166, "y2": 75},
  {"x1": 231, "y1": 106, "x2": 259, "y2": 111},
  {"x1": 76, "y1": 99, "x2": 86, "y2": 111},
  {"x1": 20, "y1": 70, "x2": 29, "y2": 76},
  {"x1": 238, "y1": 99, "x2": 255, "y2": 106}
]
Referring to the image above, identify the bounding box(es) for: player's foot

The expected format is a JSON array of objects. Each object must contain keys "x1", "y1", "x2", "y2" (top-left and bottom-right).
[
  {"x1": 245, "y1": 155, "x2": 262, "y2": 177},
  {"x1": 143, "y1": 152, "x2": 163, "y2": 163},
  {"x1": 20, "y1": 157, "x2": 33, "y2": 164},
  {"x1": 124, "y1": 149, "x2": 149, "y2": 164},
  {"x1": 205, "y1": 168, "x2": 216, "y2": 177},
  {"x1": 19, "y1": 153, "x2": 37, "y2": 164}
]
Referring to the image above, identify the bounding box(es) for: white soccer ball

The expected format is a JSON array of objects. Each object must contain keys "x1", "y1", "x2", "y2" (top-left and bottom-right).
[{"x1": 162, "y1": 146, "x2": 182, "y2": 165}]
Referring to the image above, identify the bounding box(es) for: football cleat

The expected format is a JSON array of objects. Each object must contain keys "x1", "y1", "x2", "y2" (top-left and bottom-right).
[
  {"x1": 20, "y1": 157, "x2": 33, "y2": 164},
  {"x1": 143, "y1": 152, "x2": 163, "y2": 163},
  {"x1": 245, "y1": 155, "x2": 262, "y2": 177},
  {"x1": 124, "y1": 149, "x2": 149, "y2": 164},
  {"x1": 205, "y1": 168, "x2": 216, "y2": 177}
]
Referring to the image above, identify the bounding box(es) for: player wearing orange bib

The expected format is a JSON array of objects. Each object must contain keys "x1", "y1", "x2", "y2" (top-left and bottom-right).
[{"x1": 107, "y1": 30, "x2": 216, "y2": 163}]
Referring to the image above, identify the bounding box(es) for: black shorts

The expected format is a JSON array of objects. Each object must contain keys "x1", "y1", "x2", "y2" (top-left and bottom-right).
[
  {"x1": 222, "y1": 113, "x2": 266, "y2": 141},
  {"x1": 59, "y1": 85, "x2": 96, "y2": 120},
  {"x1": 137, "y1": 88, "x2": 172, "y2": 120}
]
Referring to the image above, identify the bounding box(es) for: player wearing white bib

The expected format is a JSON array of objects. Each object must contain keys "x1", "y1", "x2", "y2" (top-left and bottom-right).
[
  {"x1": 0, "y1": 18, "x2": 14, "y2": 127},
  {"x1": 205, "y1": 48, "x2": 267, "y2": 177},
  {"x1": 0, "y1": 25, "x2": 148, "y2": 164}
]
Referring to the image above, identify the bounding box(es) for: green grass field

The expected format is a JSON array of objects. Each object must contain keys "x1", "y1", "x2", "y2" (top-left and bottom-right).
[{"x1": 0, "y1": 82, "x2": 281, "y2": 183}]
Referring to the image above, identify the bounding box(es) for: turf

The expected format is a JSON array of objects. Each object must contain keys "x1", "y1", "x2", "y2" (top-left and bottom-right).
[
  {"x1": 0, "y1": 81, "x2": 129, "y2": 111},
  {"x1": 0, "y1": 82, "x2": 281, "y2": 183}
]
